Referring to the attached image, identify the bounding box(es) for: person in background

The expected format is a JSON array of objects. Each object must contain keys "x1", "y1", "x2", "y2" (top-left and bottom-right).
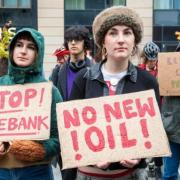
[
  {"x1": 161, "y1": 42, "x2": 180, "y2": 180},
  {"x1": 70, "y1": 6, "x2": 161, "y2": 180},
  {"x1": 51, "y1": 25, "x2": 92, "y2": 180},
  {"x1": 50, "y1": 46, "x2": 70, "y2": 86},
  {"x1": 53, "y1": 46, "x2": 69, "y2": 65},
  {"x1": 139, "y1": 41, "x2": 162, "y2": 179},
  {"x1": 0, "y1": 28, "x2": 62, "y2": 179},
  {"x1": 138, "y1": 41, "x2": 160, "y2": 77}
]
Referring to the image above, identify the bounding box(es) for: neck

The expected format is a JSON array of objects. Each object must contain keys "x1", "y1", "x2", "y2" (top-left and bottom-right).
[
  {"x1": 104, "y1": 57, "x2": 129, "y2": 74},
  {"x1": 70, "y1": 52, "x2": 85, "y2": 62}
]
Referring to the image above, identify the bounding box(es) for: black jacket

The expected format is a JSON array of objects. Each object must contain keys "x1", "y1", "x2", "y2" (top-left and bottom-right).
[
  {"x1": 70, "y1": 60, "x2": 161, "y2": 170},
  {"x1": 51, "y1": 57, "x2": 92, "y2": 101}
]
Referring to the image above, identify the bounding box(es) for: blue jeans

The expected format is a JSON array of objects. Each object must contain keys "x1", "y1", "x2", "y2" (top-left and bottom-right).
[
  {"x1": 163, "y1": 141, "x2": 180, "y2": 180},
  {"x1": 0, "y1": 164, "x2": 54, "y2": 180}
]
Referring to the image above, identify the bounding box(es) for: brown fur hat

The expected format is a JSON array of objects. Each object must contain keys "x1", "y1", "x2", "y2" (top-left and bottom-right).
[{"x1": 92, "y1": 6, "x2": 143, "y2": 48}]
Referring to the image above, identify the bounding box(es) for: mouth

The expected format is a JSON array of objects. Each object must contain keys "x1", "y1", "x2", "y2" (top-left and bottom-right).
[
  {"x1": 115, "y1": 47, "x2": 127, "y2": 51},
  {"x1": 17, "y1": 57, "x2": 28, "y2": 61}
]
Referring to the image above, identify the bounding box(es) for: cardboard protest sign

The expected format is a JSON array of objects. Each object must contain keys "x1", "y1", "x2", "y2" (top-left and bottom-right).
[
  {"x1": 57, "y1": 90, "x2": 171, "y2": 169},
  {"x1": 158, "y1": 52, "x2": 180, "y2": 96},
  {"x1": 0, "y1": 82, "x2": 52, "y2": 141}
]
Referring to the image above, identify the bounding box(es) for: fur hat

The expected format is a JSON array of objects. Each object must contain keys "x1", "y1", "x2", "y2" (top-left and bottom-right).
[{"x1": 92, "y1": 6, "x2": 143, "y2": 48}]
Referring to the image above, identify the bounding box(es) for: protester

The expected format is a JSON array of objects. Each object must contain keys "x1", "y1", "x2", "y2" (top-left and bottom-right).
[
  {"x1": 70, "y1": 6, "x2": 161, "y2": 180},
  {"x1": 0, "y1": 28, "x2": 62, "y2": 180},
  {"x1": 138, "y1": 41, "x2": 160, "y2": 77},
  {"x1": 51, "y1": 25, "x2": 92, "y2": 101},
  {"x1": 50, "y1": 45, "x2": 70, "y2": 86},
  {"x1": 53, "y1": 46, "x2": 69, "y2": 65},
  {"x1": 51, "y1": 25, "x2": 92, "y2": 180},
  {"x1": 161, "y1": 42, "x2": 180, "y2": 180},
  {"x1": 139, "y1": 41, "x2": 162, "y2": 179}
]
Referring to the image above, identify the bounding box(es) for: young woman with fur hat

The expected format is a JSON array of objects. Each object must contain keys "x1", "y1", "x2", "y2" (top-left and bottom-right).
[{"x1": 70, "y1": 6, "x2": 161, "y2": 180}]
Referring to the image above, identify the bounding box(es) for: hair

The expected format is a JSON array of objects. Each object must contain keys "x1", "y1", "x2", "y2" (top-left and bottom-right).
[{"x1": 64, "y1": 25, "x2": 91, "y2": 51}]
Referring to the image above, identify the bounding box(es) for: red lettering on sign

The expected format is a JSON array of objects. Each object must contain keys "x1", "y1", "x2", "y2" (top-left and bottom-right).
[
  {"x1": 24, "y1": 89, "x2": 37, "y2": 107},
  {"x1": 120, "y1": 122, "x2": 137, "y2": 148},
  {"x1": 63, "y1": 109, "x2": 80, "y2": 128},
  {"x1": 0, "y1": 91, "x2": 10, "y2": 109},
  {"x1": 7, "y1": 116, "x2": 48, "y2": 131},
  {"x1": 71, "y1": 130, "x2": 82, "y2": 161},
  {"x1": 9, "y1": 91, "x2": 22, "y2": 108},
  {"x1": 106, "y1": 125, "x2": 115, "y2": 149},
  {"x1": 136, "y1": 97, "x2": 155, "y2": 117},
  {"x1": 85, "y1": 126, "x2": 105, "y2": 152},
  {"x1": 0, "y1": 119, "x2": 6, "y2": 130},
  {"x1": 82, "y1": 106, "x2": 96, "y2": 125},
  {"x1": 140, "y1": 119, "x2": 152, "y2": 149},
  {"x1": 104, "y1": 102, "x2": 122, "y2": 122},
  {"x1": 123, "y1": 99, "x2": 137, "y2": 119}
]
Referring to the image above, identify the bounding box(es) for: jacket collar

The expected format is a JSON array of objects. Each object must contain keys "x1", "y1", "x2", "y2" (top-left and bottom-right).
[{"x1": 86, "y1": 60, "x2": 137, "y2": 83}]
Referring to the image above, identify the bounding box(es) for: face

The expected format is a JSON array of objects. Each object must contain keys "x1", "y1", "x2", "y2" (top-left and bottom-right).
[
  {"x1": 103, "y1": 25, "x2": 135, "y2": 61},
  {"x1": 146, "y1": 59, "x2": 157, "y2": 70},
  {"x1": 68, "y1": 39, "x2": 85, "y2": 57},
  {"x1": 13, "y1": 38, "x2": 37, "y2": 67}
]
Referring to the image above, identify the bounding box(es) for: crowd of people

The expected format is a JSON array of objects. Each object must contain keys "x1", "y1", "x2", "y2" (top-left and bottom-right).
[{"x1": 0, "y1": 5, "x2": 180, "y2": 180}]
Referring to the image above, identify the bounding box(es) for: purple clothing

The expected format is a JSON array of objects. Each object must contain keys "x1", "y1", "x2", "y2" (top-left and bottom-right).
[{"x1": 67, "y1": 67, "x2": 77, "y2": 98}]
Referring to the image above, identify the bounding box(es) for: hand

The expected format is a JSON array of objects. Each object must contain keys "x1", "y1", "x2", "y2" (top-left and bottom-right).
[
  {"x1": 95, "y1": 162, "x2": 110, "y2": 169},
  {"x1": 0, "y1": 142, "x2": 5, "y2": 154},
  {"x1": 120, "y1": 159, "x2": 141, "y2": 168}
]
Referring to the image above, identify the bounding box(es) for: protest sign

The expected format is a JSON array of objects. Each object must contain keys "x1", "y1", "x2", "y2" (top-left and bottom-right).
[
  {"x1": 158, "y1": 52, "x2": 180, "y2": 96},
  {"x1": 57, "y1": 90, "x2": 171, "y2": 169},
  {"x1": 0, "y1": 82, "x2": 52, "y2": 141}
]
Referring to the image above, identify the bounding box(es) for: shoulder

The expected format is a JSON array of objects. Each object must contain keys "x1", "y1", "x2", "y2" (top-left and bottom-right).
[{"x1": 0, "y1": 75, "x2": 12, "y2": 85}]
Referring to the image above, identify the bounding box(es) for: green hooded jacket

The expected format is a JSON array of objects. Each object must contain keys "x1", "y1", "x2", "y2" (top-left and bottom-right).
[{"x1": 0, "y1": 28, "x2": 62, "y2": 160}]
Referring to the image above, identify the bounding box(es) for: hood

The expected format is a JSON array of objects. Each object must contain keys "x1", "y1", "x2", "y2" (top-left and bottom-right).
[{"x1": 8, "y1": 28, "x2": 45, "y2": 77}]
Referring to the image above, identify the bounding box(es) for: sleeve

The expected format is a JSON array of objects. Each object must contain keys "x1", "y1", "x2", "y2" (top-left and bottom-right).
[
  {"x1": 41, "y1": 86, "x2": 63, "y2": 159},
  {"x1": 49, "y1": 65, "x2": 61, "y2": 86}
]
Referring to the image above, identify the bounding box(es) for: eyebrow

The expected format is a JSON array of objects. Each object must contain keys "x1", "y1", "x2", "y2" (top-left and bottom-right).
[
  {"x1": 109, "y1": 27, "x2": 132, "y2": 31},
  {"x1": 16, "y1": 40, "x2": 36, "y2": 46}
]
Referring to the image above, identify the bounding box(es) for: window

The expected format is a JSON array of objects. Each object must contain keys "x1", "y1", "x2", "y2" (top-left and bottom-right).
[
  {"x1": 65, "y1": 0, "x2": 85, "y2": 10},
  {"x1": 112, "y1": 0, "x2": 125, "y2": 6},
  {"x1": 154, "y1": 0, "x2": 180, "y2": 9},
  {"x1": 0, "y1": 0, "x2": 31, "y2": 8}
]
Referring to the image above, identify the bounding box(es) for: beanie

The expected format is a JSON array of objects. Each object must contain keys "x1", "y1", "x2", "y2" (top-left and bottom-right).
[{"x1": 92, "y1": 6, "x2": 143, "y2": 48}]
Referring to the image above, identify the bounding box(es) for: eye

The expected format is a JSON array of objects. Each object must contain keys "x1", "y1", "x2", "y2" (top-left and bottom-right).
[
  {"x1": 124, "y1": 30, "x2": 133, "y2": 35},
  {"x1": 15, "y1": 42, "x2": 22, "y2": 47},
  {"x1": 28, "y1": 45, "x2": 36, "y2": 50},
  {"x1": 108, "y1": 30, "x2": 118, "y2": 36}
]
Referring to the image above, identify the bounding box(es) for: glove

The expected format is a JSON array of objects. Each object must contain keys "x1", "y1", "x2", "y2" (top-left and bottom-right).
[{"x1": 10, "y1": 140, "x2": 46, "y2": 162}]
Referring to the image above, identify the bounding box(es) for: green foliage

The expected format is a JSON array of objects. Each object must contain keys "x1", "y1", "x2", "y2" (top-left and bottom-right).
[{"x1": 0, "y1": 30, "x2": 13, "y2": 59}]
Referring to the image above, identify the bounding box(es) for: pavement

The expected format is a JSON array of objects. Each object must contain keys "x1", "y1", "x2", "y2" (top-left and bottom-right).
[{"x1": 52, "y1": 164, "x2": 62, "y2": 180}]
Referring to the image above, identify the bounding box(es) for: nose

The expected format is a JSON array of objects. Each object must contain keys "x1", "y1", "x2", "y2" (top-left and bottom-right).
[
  {"x1": 20, "y1": 46, "x2": 27, "y2": 54},
  {"x1": 117, "y1": 33, "x2": 125, "y2": 43}
]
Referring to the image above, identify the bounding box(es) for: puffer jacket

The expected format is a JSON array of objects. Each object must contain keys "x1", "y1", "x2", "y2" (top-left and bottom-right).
[
  {"x1": 162, "y1": 96, "x2": 180, "y2": 144},
  {"x1": 0, "y1": 28, "x2": 62, "y2": 168}
]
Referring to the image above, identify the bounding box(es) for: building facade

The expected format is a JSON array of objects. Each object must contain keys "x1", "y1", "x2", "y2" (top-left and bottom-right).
[{"x1": 0, "y1": 0, "x2": 180, "y2": 77}]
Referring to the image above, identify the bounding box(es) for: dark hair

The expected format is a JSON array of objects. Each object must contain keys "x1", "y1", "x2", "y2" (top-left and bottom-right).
[
  {"x1": 64, "y1": 25, "x2": 91, "y2": 50},
  {"x1": 11, "y1": 31, "x2": 38, "y2": 52}
]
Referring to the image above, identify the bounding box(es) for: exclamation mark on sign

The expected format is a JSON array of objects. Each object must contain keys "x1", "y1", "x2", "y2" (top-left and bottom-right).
[
  {"x1": 39, "y1": 88, "x2": 45, "y2": 106},
  {"x1": 140, "y1": 119, "x2": 152, "y2": 149},
  {"x1": 71, "y1": 130, "x2": 82, "y2": 161}
]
